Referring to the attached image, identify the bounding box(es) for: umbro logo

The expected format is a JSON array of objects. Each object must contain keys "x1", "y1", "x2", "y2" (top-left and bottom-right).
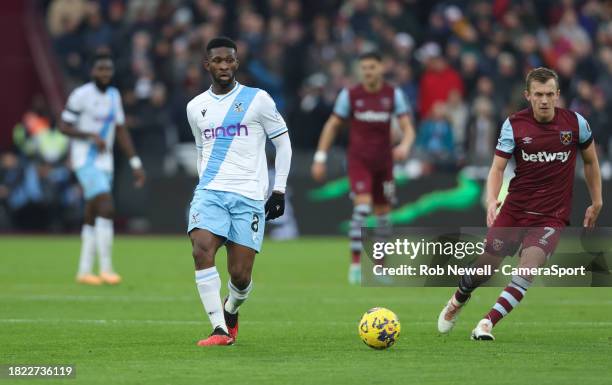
[
  {"x1": 201, "y1": 109, "x2": 207, "y2": 118},
  {"x1": 522, "y1": 137, "x2": 533, "y2": 144}
]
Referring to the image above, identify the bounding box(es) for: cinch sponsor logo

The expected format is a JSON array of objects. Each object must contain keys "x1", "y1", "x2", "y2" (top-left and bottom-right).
[
  {"x1": 354, "y1": 110, "x2": 390, "y2": 122},
  {"x1": 521, "y1": 149, "x2": 570, "y2": 163},
  {"x1": 203, "y1": 124, "x2": 248, "y2": 139}
]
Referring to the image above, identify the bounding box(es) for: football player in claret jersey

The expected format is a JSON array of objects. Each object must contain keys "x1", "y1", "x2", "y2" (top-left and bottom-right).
[
  {"x1": 437, "y1": 67, "x2": 603, "y2": 340},
  {"x1": 186, "y1": 37, "x2": 292, "y2": 346},
  {"x1": 311, "y1": 52, "x2": 415, "y2": 284},
  {"x1": 60, "y1": 53, "x2": 145, "y2": 286}
]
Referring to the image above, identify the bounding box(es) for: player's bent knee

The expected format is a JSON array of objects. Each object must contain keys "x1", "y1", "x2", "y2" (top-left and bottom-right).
[
  {"x1": 98, "y1": 207, "x2": 115, "y2": 219},
  {"x1": 353, "y1": 194, "x2": 372, "y2": 206},
  {"x1": 95, "y1": 195, "x2": 115, "y2": 218},
  {"x1": 191, "y1": 239, "x2": 216, "y2": 267},
  {"x1": 519, "y1": 246, "x2": 547, "y2": 268},
  {"x1": 373, "y1": 204, "x2": 391, "y2": 215},
  {"x1": 192, "y1": 241, "x2": 214, "y2": 259},
  {"x1": 228, "y1": 265, "x2": 252, "y2": 288},
  {"x1": 230, "y1": 273, "x2": 251, "y2": 290}
]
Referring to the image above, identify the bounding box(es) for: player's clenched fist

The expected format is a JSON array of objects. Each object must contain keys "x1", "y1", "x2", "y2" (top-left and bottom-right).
[{"x1": 265, "y1": 192, "x2": 285, "y2": 220}]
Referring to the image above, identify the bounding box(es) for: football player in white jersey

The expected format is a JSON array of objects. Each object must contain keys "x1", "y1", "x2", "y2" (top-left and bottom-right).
[
  {"x1": 186, "y1": 37, "x2": 292, "y2": 346},
  {"x1": 60, "y1": 53, "x2": 145, "y2": 286}
]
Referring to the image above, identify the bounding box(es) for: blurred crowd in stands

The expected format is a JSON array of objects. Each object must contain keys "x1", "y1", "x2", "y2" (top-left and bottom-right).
[
  {"x1": 0, "y1": 96, "x2": 82, "y2": 231},
  {"x1": 43, "y1": 0, "x2": 612, "y2": 160},
  {"x1": 2, "y1": 0, "x2": 612, "y2": 230}
]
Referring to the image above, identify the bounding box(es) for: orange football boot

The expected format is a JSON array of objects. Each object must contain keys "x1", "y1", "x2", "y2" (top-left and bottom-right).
[
  {"x1": 197, "y1": 328, "x2": 234, "y2": 346},
  {"x1": 100, "y1": 272, "x2": 122, "y2": 285},
  {"x1": 76, "y1": 274, "x2": 103, "y2": 285}
]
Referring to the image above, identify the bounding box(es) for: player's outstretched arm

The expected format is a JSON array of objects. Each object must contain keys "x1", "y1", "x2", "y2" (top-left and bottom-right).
[
  {"x1": 392, "y1": 114, "x2": 416, "y2": 162},
  {"x1": 116, "y1": 124, "x2": 145, "y2": 188},
  {"x1": 485, "y1": 155, "x2": 509, "y2": 227},
  {"x1": 581, "y1": 142, "x2": 602, "y2": 228},
  {"x1": 311, "y1": 115, "x2": 343, "y2": 182},
  {"x1": 266, "y1": 133, "x2": 292, "y2": 220}
]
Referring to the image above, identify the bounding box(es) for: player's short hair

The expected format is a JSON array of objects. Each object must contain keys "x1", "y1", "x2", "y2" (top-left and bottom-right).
[
  {"x1": 206, "y1": 37, "x2": 237, "y2": 55},
  {"x1": 92, "y1": 52, "x2": 113, "y2": 66},
  {"x1": 525, "y1": 67, "x2": 559, "y2": 91},
  {"x1": 358, "y1": 51, "x2": 382, "y2": 62}
]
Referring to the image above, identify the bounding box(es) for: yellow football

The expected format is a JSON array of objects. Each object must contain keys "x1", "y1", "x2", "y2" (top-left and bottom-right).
[{"x1": 358, "y1": 307, "x2": 401, "y2": 349}]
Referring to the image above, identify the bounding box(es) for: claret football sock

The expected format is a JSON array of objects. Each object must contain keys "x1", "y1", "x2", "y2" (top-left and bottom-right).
[
  {"x1": 225, "y1": 280, "x2": 252, "y2": 315},
  {"x1": 453, "y1": 288, "x2": 471, "y2": 304},
  {"x1": 454, "y1": 274, "x2": 489, "y2": 305},
  {"x1": 196, "y1": 267, "x2": 228, "y2": 333},
  {"x1": 485, "y1": 275, "x2": 531, "y2": 326},
  {"x1": 95, "y1": 217, "x2": 114, "y2": 274},
  {"x1": 454, "y1": 273, "x2": 480, "y2": 303},
  {"x1": 77, "y1": 224, "x2": 96, "y2": 275}
]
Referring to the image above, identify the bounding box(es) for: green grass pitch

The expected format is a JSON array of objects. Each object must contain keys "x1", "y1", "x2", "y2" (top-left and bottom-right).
[{"x1": 1, "y1": 236, "x2": 611, "y2": 385}]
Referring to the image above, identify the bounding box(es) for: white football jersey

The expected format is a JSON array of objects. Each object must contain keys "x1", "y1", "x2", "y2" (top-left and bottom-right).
[
  {"x1": 186, "y1": 82, "x2": 288, "y2": 200},
  {"x1": 61, "y1": 82, "x2": 125, "y2": 172}
]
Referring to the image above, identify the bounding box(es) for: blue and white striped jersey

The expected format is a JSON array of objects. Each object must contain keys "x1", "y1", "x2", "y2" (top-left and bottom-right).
[
  {"x1": 61, "y1": 82, "x2": 125, "y2": 172},
  {"x1": 186, "y1": 82, "x2": 288, "y2": 200}
]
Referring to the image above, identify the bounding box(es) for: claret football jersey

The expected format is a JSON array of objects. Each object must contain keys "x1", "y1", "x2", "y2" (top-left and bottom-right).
[
  {"x1": 495, "y1": 107, "x2": 593, "y2": 222},
  {"x1": 333, "y1": 83, "x2": 411, "y2": 165}
]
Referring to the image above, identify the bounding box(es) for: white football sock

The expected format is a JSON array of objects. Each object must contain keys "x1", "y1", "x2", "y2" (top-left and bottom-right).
[
  {"x1": 224, "y1": 280, "x2": 253, "y2": 315},
  {"x1": 95, "y1": 217, "x2": 114, "y2": 274},
  {"x1": 195, "y1": 267, "x2": 228, "y2": 333},
  {"x1": 77, "y1": 224, "x2": 96, "y2": 275},
  {"x1": 375, "y1": 213, "x2": 392, "y2": 239},
  {"x1": 349, "y1": 204, "x2": 371, "y2": 263}
]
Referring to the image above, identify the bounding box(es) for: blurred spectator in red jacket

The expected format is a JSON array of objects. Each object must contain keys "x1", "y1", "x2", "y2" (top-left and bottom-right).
[{"x1": 417, "y1": 42, "x2": 464, "y2": 119}]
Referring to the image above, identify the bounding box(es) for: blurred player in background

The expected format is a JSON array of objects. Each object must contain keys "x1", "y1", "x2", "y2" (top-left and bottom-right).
[
  {"x1": 186, "y1": 37, "x2": 292, "y2": 346},
  {"x1": 60, "y1": 53, "x2": 146, "y2": 285},
  {"x1": 311, "y1": 52, "x2": 415, "y2": 284},
  {"x1": 437, "y1": 67, "x2": 603, "y2": 340}
]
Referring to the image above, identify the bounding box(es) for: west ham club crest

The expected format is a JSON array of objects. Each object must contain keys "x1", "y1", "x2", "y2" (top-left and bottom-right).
[{"x1": 560, "y1": 131, "x2": 572, "y2": 145}]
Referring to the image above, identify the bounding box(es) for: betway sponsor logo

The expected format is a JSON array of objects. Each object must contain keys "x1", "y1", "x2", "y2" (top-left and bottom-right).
[
  {"x1": 203, "y1": 124, "x2": 248, "y2": 139},
  {"x1": 354, "y1": 110, "x2": 390, "y2": 122},
  {"x1": 521, "y1": 149, "x2": 570, "y2": 163}
]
